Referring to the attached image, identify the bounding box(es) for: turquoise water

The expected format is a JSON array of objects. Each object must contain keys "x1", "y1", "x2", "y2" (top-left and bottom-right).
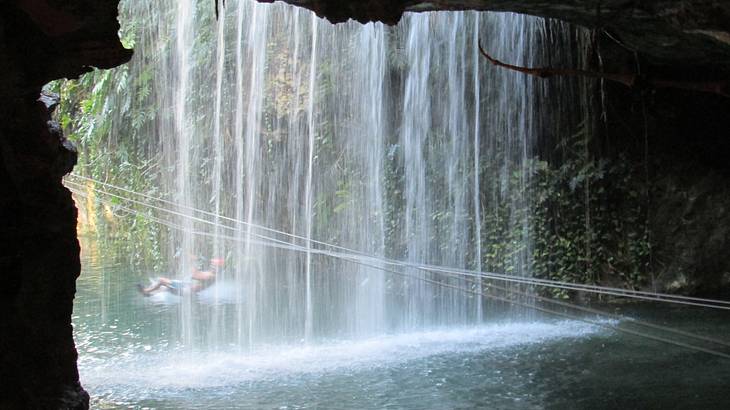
[{"x1": 73, "y1": 240, "x2": 730, "y2": 409}]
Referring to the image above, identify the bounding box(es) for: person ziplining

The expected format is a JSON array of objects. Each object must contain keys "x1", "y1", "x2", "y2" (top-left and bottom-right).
[{"x1": 137, "y1": 257, "x2": 224, "y2": 296}]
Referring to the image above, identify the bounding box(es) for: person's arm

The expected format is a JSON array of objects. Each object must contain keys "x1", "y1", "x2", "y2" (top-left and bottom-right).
[{"x1": 191, "y1": 269, "x2": 215, "y2": 281}]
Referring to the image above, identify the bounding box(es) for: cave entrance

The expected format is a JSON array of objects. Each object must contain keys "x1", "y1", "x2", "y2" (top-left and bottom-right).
[{"x1": 48, "y1": 0, "x2": 730, "y2": 408}]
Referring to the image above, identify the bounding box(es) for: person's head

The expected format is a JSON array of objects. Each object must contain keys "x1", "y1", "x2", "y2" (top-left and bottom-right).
[{"x1": 210, "y1": 258, "x2": 225, "y2": 272}]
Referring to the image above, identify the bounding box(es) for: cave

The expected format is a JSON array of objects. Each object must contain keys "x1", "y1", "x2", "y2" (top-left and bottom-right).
[{"x1": 1, "y1": 0, "x2": 729, "y2": 408}]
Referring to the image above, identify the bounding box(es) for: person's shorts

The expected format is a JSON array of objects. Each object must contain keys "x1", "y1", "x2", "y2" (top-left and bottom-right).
[{"x1": 169, "y1": 280, "x2": 189, "y2": 292}]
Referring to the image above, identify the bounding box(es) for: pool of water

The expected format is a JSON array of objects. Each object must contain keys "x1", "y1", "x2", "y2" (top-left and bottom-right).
[{"x1": 74, "y1": 244, "x2": 730, "y2": 409}]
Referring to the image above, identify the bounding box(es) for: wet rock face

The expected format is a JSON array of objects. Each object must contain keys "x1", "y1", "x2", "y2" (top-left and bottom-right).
[
  {"x1": 277, "y1": 0, "x2": 730, "y2": 67},
  {"x1": 1, "y1": 0, "x2": 133, "y2": 96},
  {"x1": 645, "y1": 89, "x2": 730, "y2": 296},
  {"x1": 0, "y1": 1, "x2": 129, "y2": 408},
  {"x1": 0, "y1": 93, "x2": 85, "y2": 409}
]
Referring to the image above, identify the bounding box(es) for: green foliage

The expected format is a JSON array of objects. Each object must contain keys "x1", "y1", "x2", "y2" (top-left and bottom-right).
[
  {"x1": 467, "y1": 123, "x2": 652, "y2": 300},
  {"x1": 48, "y1": 2, "x2": 168, "y2": 272},
  {"x1": 530, "y1": 132, "x2": 651, "y2": 298}
]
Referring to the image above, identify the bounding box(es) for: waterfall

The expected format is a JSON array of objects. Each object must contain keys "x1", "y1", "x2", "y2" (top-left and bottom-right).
[
  {"x1": 472, "y1": 13, "x2": 484, "y2": 323},
  {"x1": 303, "y1": 12, "x2": 318, "y2": 343},
  {"x1": 173, "y1": 0, "x2": 196, "y2": 346},
  {"x1": 118, "y1": 0, "x2": 576, "y2": 349}
]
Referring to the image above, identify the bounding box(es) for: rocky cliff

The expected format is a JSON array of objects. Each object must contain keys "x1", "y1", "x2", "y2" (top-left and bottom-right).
[
  {"x1": 279, "y1": 0, "x2": 730, "y2": 66},
  {"x1": 0, "y1": 1, "x2": 130, "y2": 408}
]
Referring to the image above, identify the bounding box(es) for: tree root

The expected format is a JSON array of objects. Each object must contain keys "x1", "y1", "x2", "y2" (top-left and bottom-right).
[{"x1": 478, "y1": 41, "x2": 728, "y2": 98}]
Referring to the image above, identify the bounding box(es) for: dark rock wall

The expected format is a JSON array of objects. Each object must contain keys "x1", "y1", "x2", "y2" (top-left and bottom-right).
[
  {"x1": 591, "y1": 73, "x2": 730, "y2": 295},
  {"x1": 646, "y1": 89, "x2": 730, "y2": 296},
  {"x1": 652, "y1": 168, "x2": 730, "y2": 296},
  {"x1": 0, "y1": 1, "x2": 130, "y2": 408},
  {"x1": 0, "y1": 93, "x2": 85, "y2": 408},
  {"x1": 279, "y1": 0, "x2": 730, "y2": 66}
]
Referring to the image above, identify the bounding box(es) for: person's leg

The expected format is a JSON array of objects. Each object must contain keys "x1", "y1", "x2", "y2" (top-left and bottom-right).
[{"x1": 138, "y1": 277, "x2": 173, "y2": 295}]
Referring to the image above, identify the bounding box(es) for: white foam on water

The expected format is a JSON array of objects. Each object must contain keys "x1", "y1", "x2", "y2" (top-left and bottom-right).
[{"x1": 80, "y1": 320, "x2": 611, "y2": 397}]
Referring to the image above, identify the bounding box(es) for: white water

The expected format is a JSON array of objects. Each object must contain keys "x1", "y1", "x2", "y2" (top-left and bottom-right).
[
  {"x1": 79, "y1": 321, "x2": 608, "y2": 392},
  {"x1": 110, "y1": 0, "x2": 582, "y2": 350}
]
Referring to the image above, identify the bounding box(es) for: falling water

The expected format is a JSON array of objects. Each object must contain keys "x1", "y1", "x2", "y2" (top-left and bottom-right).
[
  {"x1": 472, "y1": 14, "x2": 484, "y2": 323},
  {"x1": 115, "y1": 0, "x2": 578, "y2": 349},
  {"x1": 303, "y1": 12, "x2": 318, "y2": 342}
]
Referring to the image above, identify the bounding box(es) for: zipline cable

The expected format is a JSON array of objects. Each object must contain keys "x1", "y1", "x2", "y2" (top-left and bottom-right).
[
  {"x1": 65, "y1": 175, "x2": 730, "y2": 310},
  {"x1": 67, "y1": 183, "x2": 730, "y2": 353},
  {"x1": 68, "y1": 185, "x2": 730, "y2": 360},
  {"x1": 66, "y1": 174, "x2": 730, "y2": 308},
  {"x1": 340, "y1": 255, "x2": 730, "y2": 360},
  {"x1": 68, "y1": 185, "x2": 334, "y2": 255},
  {"x1": 64, "y1": 177, "x2": 730, "y2": 311}
]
